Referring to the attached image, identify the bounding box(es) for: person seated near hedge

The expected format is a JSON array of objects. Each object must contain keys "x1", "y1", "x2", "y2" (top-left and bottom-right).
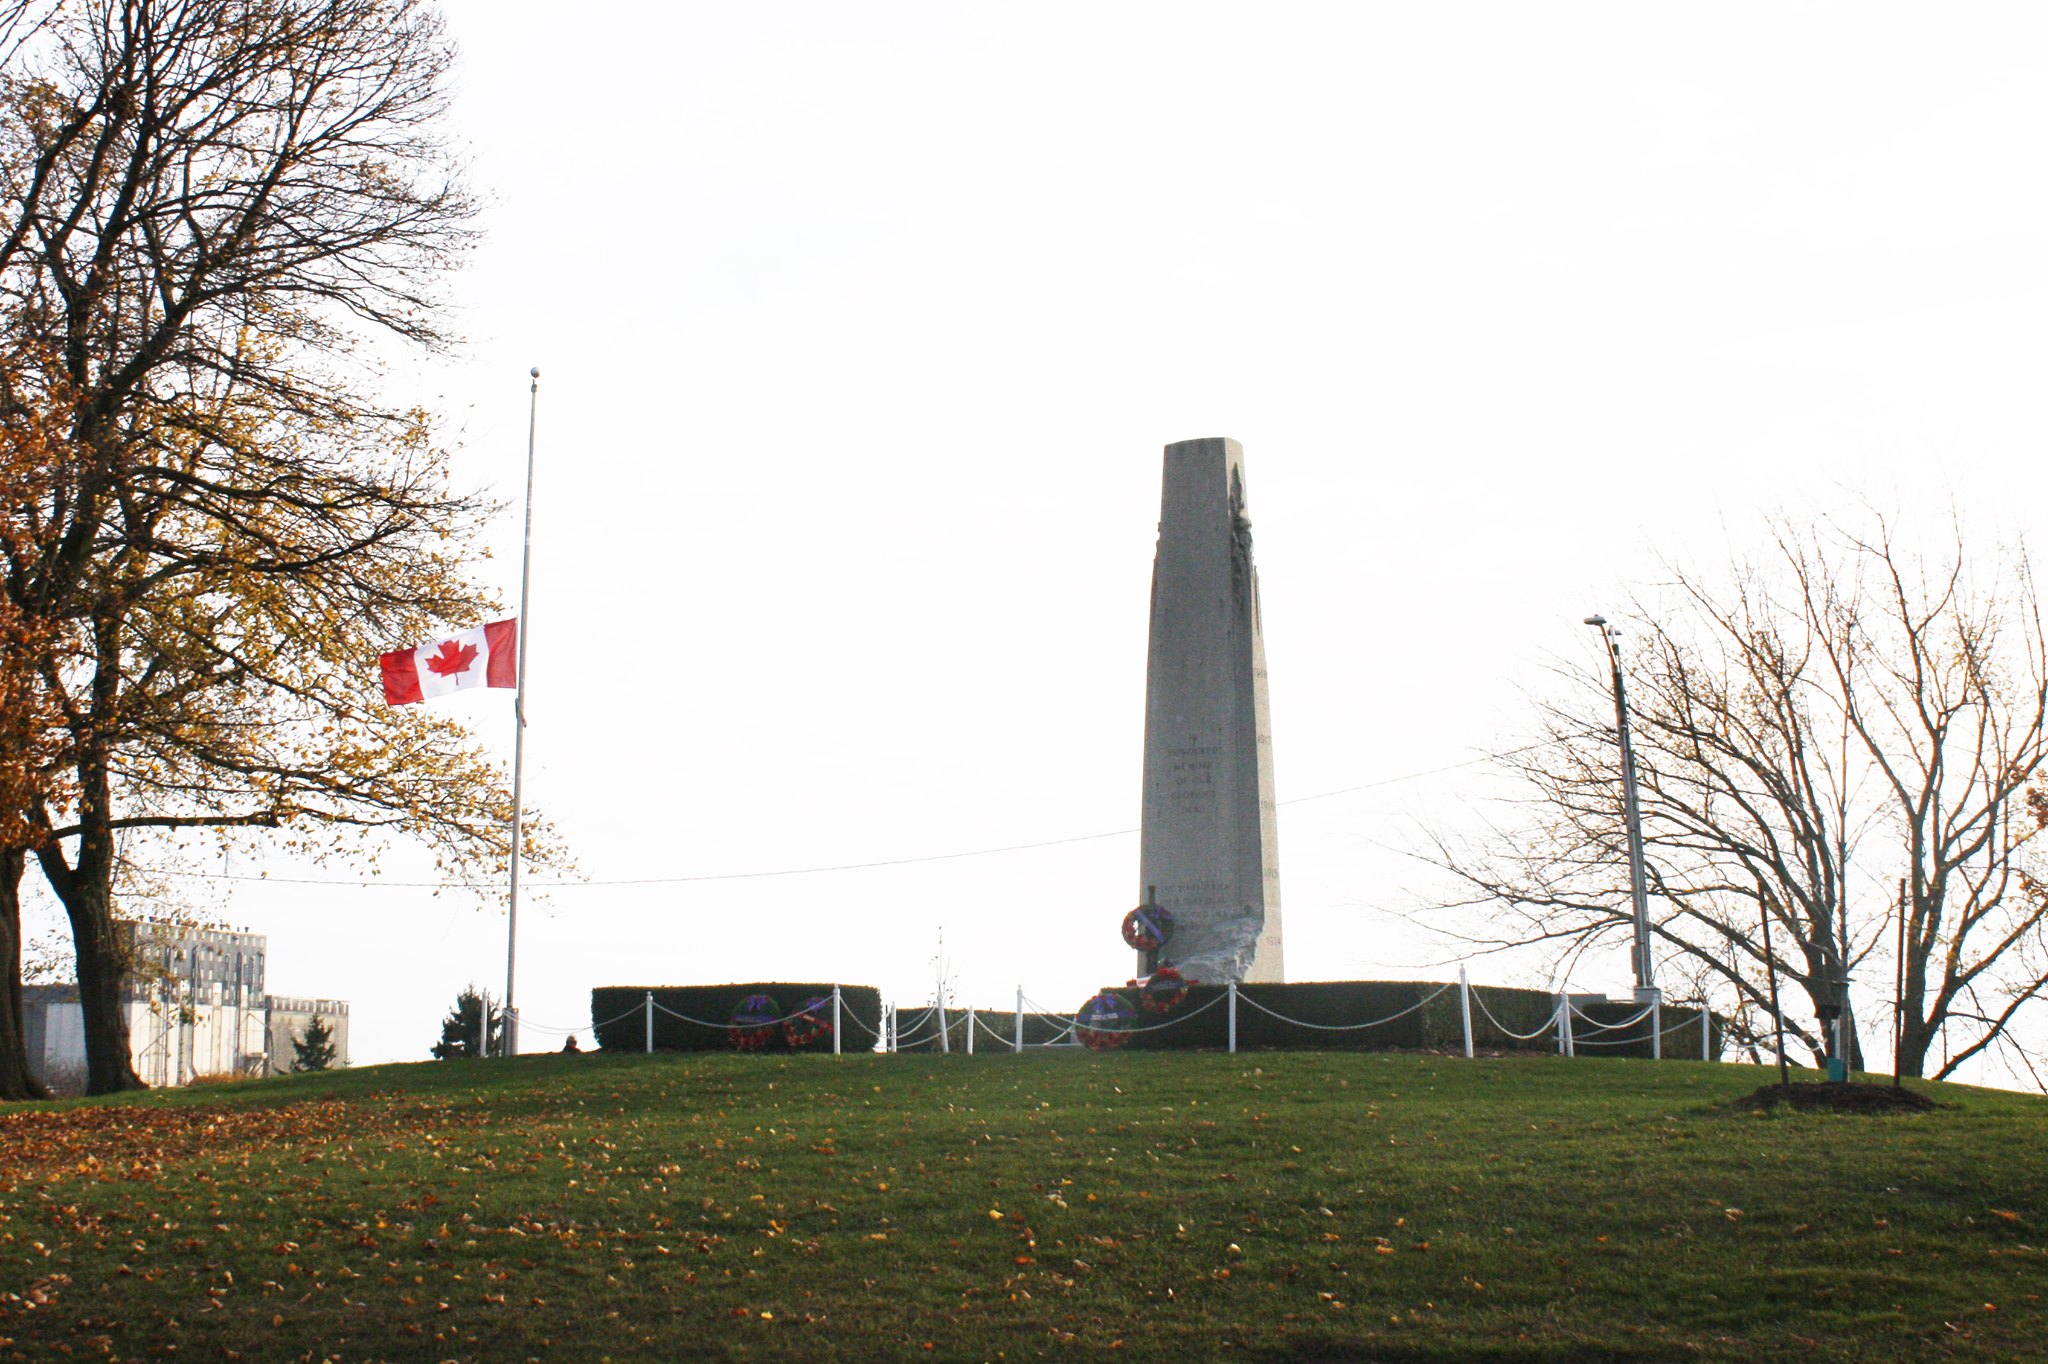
[{"x1": 562, "y1": 1034, "x2": 582, "y2": 1054}]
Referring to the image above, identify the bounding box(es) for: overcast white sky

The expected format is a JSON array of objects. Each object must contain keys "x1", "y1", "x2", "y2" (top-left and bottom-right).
[{"x1": 32, "y1": 3, "x2": 2048, "y2": 1079}]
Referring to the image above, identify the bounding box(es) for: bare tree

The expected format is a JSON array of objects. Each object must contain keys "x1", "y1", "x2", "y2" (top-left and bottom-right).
[{"x1": 1432, "y1": 511, "x2": 2048, "y2": 1082}]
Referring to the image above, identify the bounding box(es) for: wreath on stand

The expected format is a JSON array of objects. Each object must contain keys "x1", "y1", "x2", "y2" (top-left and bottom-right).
[
  {"x1": 728, "y1": 993, "x2": 781, "y2": 1051},
  {"x1": 782, "y1": 996, "x2": 835, "y2": 1050},
  {"x1": 1121, "y1": 903, "x2": 1176, "y2": 953},
  {"x1": 1140, "y1": 966, "x2": 1190, "y2": 1013},
  {"x1": 1076, "y1": 991, "x2": 1136, "y2": 1052}
]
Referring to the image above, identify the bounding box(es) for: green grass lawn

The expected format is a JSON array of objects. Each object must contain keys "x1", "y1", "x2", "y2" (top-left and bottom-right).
[{"x1": 2, "y1": 1050, "x2": 2044, "y2": 1362}]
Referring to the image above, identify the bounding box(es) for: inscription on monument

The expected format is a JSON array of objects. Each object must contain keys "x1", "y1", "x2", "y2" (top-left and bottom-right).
[{"x1": 1168, "y1": 734, "x2": 1222, "y2": 813}]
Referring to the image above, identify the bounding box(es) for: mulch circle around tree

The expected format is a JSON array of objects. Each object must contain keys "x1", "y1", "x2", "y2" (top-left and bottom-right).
[{"x1": 1732, "y1": 1082, "x2": 1938, "y2": 1114}]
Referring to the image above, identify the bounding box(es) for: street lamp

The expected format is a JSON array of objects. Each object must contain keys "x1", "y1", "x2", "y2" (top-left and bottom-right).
[{"x1": 1585, "y1": 615, "x2": 1658, "y2": 1003}]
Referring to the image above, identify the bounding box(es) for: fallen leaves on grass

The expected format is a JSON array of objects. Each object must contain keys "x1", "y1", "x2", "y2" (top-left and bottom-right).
[{"x1": 0, "y1": 1098, "x2": 485, "y2": 1197}]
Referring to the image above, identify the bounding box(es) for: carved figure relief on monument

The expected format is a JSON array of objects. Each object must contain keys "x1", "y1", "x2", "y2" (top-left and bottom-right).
[{"x1": 1137, "y1": 437, "x2": 1284, "y2": 985}]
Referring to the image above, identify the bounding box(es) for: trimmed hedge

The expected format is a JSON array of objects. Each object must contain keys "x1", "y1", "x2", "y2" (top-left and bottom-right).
[
  {"x1": 590, "y1": 983, "x2": 884, "y2": 1054},
  {"x1": 589, "y1": 980, "x2": 1724, "y2": 1060},
  {"x1": 1103, "y1": 980, "x2": 1461, "y2": 1052},
  {"x1": 1067, "y1": 980, "x2": 1723, "y2": 1059}
]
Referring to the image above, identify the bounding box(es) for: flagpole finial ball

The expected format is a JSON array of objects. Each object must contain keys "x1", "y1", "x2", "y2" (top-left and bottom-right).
[{"x1": 529, "y1": 366, "x2": 540, "y2": 378}]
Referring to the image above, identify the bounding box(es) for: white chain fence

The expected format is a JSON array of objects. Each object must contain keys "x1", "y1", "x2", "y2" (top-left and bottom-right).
[{"x1": 563, "y1": 974, "x2": 1721, "y2": 1062}]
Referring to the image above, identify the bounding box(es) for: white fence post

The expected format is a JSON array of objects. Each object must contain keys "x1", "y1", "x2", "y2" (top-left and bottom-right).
[
  {"x1": 1459, "y1": 965, "x2": 1474, "y2": 1059},
  {"x1": 1556, "y1": 992, "x2": 1566, "y2": 1055},
  {"x1": 1227, "y1": 981, "x2": 1238, "y2": 1054},
  {"x1": 938, "y1": 1003, "x2": 950, "y2": 1054},
  {"x1": 1651, "y1": 996, "x2": 1662, "y2": 1061},
  {"x1": 1014, "y1": 987, "x2": 1024, "y2": 1054},
  {"x1": 888, "y1": 1004, "x2": 897, "y2": 1053},
  {"x1": 1701, "y1": 1001, "x2": 1712, "y2": 1062},
  {"x1": 1564, "y1": 997, "x2": 1576, "y2": 1057},
  {"x1": 966, "y1": 1005, "x2": 975, "y2": 1055},
  {"x1": 832, "y1": 986, "x2": 842, "y2": 1056},
  {"x1": 644, "y1": 991, "x2": 653, "y2": 1055}
]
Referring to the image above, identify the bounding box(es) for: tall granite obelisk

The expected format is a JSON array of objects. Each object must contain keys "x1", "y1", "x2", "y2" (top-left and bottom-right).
[{"x1": 1138, "y1": 437, "x2": 1284, "y2": 984}]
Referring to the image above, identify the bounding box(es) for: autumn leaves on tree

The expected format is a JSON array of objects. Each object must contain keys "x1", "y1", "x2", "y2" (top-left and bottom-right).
[{"x1": 0, "y1": 0, "x2": 553, "y2": 1097}]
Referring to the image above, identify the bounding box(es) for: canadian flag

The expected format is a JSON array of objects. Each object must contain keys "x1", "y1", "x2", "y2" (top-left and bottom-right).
[{"x1": 380, "y1": 620, "x2": 518, "y2": 705}]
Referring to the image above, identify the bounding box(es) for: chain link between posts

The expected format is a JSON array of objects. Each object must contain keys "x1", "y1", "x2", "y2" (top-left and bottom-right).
[
  {"x1": 1469, "y1": 989, "x2": 1562, "y2": 1042},
  {"x1": 512, "y1": 1015, "x2": 584, "y2": 1036},
  {"x1": 837, "y1": 1002, "x2": 883, "y2": 1041},
  {"x1": 1233, "y1": 983, "x2": 1454, "y2": 1032},
  {"x1": 1563, "y1": 1001, "x2": 1711, "y2": 1050},
  {"x1": 1565, "y1": 1001, "x2": 1656, "y2": 1035},
  {"x1": 650, "y1": 997, "x2": 822, "y2": 1029},
  {"x1": 1563, "y1": 1001, "x2": 1655, "y2": 1050},
  {"x1": 560, "y1": 978, "x2": 1716, "y2": 1059}
]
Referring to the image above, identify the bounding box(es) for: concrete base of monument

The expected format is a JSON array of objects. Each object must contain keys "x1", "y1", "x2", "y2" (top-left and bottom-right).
[{"x1": 1156, "y1": 909, "x2": 1265, "y2": 986}]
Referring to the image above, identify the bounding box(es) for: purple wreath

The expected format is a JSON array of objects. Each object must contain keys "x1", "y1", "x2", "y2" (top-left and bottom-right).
[
  {"x1": 1121, "y1": 903, "x2": 1176, "y2": 952},
  {"x1": 782, "y1": 996, "x2": 835, "y2": 1049},
  {"x1": 1076, "y1": 991, "x2": 1136, "y2": 1052},
  {"x1": 1140, "y1": 966, "x2": 1190, "y2": 1013},
  {"x1": 728, "y1": 993, "x2": 780, "y2": 1051}
]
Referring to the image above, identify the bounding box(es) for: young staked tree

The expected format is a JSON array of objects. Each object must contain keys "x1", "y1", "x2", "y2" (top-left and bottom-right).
[
  {"x1": 1433, "y1": 512, "x2": 2048, "y2": 1082},
  {"x1": 0, "y1": 1, "x2": 559, "y2": 1094},
  {"x1": 291, "y1": 1013, "x2": 336, "y2": 1072}
]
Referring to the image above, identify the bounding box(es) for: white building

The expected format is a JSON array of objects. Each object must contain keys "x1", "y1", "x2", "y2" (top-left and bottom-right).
[{"x1": 23, "y1": 922, "x2": 349, "y2": 1089}]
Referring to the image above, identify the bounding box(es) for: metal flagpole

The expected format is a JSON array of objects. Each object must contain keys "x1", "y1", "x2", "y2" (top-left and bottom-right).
[
  {"x1": 503, "y1": 367, "x2": 540, "y2": 1057},
  {"x1": 1585, "y1": 616, "x2": 1657, "y2": 1004}
]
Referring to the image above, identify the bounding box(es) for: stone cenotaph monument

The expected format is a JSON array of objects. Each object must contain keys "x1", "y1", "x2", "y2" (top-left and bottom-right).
[{"x1": 1137, "y1": 437, "x2": 1284, "y2": 984}]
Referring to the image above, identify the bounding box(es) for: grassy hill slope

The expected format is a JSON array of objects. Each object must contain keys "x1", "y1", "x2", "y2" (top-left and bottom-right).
[{"x1": 2, "y1": 1051, "x2": 2044, "y2": 1362}]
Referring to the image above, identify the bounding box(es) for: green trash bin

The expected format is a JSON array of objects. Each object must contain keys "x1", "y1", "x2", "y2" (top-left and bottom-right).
[{"x1": 1826, "y1": 1057, "x2": 1849, "y2": 1083}]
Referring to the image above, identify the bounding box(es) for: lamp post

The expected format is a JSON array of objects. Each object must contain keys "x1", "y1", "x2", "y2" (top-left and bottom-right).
[{"x1": 1585, "y1": 615, "x2": 1657, "y2": 1003}]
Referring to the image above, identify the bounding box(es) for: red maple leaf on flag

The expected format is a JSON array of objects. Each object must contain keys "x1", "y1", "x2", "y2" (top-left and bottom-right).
[{"x1": 425, "y1": 639, "x2": 479, "y2": 678}]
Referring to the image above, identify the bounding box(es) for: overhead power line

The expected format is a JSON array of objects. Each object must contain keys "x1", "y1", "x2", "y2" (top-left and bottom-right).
[{"x1": 135, "y1": 742, "x2": 1550, "y2": 891}]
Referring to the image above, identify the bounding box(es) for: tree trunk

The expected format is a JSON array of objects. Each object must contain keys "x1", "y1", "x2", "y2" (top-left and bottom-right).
[
  {"x1": 1898, "y1": 1013, "x2": 1934, "y2": 1080},
  {"x1": 36, "y1": 756, "x2": 143, "y2": 1094},
  {"x1": 0, "y1": 847, "x2": 51, "y2": 1101},
  {"x1": 65, "y1": 890, "x2": 141, "y2": 1094},
  {"x1": 1897, "y1": 922, "x2": 1933, "y2": 1079}
]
